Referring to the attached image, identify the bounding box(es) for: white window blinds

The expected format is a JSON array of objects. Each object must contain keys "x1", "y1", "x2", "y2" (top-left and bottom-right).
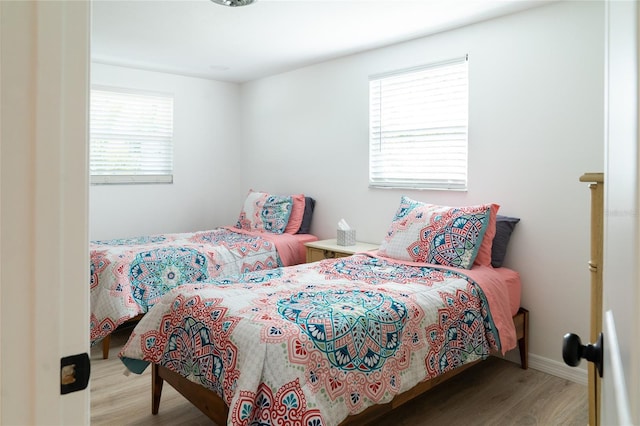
[
  {"x1": 369, "y1": 56, "x2": 468, "y2": 190},
  {"x1": 90, "y1": 87, "x2": 174, "y2": 184}
]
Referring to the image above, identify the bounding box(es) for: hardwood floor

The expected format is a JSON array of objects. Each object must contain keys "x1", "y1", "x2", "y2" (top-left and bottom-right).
[{"x1": 91, "y1": 328, "x2": 588, "y2": 426}]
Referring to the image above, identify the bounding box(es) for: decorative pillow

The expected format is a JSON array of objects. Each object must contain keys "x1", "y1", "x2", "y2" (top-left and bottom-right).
[
  {"x1": 472, "y1": 203, "x2": 500, "y2": 267},
  {"x1": 491, "y1": 215, "x2": 520, "y2": 268},
  {"x1": 236, "y1": 190, "x2": 293, "y2": 234},
  {"x1": 296, "y1": 197, "x2": 316, "y2": 234},
  {"x1": 378, "y1": 196, "x2": 493, "y2": 269},
  {"x1": 284, "y1": 194, "x2": 306, "y2": 234}
]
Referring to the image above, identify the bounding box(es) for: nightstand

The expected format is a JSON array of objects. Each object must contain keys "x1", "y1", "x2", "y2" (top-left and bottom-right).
[{"x1": 305, "y1": 239, "x2": 379, "y2": 263}]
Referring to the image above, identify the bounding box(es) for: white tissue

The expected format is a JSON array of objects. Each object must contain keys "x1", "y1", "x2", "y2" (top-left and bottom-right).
[{"x1": 338, "y1": 218, "x2": 351, "y2": 231}]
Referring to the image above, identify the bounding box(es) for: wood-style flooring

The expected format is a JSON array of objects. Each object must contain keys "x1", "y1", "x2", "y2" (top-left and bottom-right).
[{"x1": 90, "y1": 328, "x2": 588, "y2": 426}]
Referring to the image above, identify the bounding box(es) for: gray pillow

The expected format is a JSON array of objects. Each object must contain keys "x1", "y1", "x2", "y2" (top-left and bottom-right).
[
  {"x1": 296, "y1": 197, "x2": 316, "y2": 234},
  {"x1": 491, "y1": 215, "x2": 520, "y2": 268}
]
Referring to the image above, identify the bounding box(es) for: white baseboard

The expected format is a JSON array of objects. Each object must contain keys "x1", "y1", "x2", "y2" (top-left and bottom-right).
[
  {"x1": 527, "y1": 353, "x2": 588, "y2": 386},
  {"x1": 496, "y1": 351, "x2": 588, "y2": 385}
]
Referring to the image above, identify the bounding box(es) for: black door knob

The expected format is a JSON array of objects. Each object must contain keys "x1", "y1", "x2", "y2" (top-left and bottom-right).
[{"x1": 562, "y1": 332, "x2": 603, "y2": 377}]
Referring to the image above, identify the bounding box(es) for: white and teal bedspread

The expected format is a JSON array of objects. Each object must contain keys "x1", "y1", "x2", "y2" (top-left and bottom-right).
[
  {"x1": 91, "y1": 227, "x2": 306, "y2": 345},
  {"x1": 119, "y1": 253, "x2": 516, "y2": 426}
]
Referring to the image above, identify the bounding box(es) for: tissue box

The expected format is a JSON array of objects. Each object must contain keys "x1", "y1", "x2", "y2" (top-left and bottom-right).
[{"x1": 337, "y1": 229, "x2": 356, "y2": 246}]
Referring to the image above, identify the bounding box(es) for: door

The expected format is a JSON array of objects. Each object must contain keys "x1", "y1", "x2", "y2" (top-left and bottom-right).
[
  {"x1": 601, "y1": 0, "x2": 638, "y2": 424},
  {"x1": 0, "y1": 1, "x2": 90, "y2": 424},
  {"x1": 563, "y1": 1, "x2": 638, "y2": 423}
]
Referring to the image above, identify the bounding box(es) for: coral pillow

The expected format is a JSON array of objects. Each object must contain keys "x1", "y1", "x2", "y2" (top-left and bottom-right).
[
  {"x1": 236, "y1": 190, "x2": 293, "y2": 234},
  {"x1": 284, "y1": 194, "x2": 306, "y2": 234},
  {"x1": 378, "y1": 196, "x2": 495, "y2": 269},
  {"x1": 472, "y1": 203, "x2": 500, "y2": 267}
]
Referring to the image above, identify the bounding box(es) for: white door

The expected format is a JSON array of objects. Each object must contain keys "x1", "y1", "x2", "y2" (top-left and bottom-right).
[
  {"x1": 601, "y1": 0, "x2": 639, "y2": 424},
  {"x1": 0, "y1": 1, "x2": 90, "y2": 424}
]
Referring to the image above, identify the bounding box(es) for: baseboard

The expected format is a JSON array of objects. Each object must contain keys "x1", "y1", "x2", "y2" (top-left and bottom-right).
[
  {"x1": 527, "y1": 353, "x2": 588, "y2": 386},
  {"x1": 495, "y1": 350, "x2": 588, "y2": 386}
]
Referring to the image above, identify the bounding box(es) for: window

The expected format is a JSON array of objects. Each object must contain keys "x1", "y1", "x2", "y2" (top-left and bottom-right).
[
  {"x1": 369, "y1": 56, "x2": 468, "y2": 190},
  {"x1": 90, "y1": 87, "x2": 174, "y2": 184}
]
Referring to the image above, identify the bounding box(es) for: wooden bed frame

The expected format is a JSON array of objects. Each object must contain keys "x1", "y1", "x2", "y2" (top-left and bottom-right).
[
  {"x1": 101, "y1": 314, "x2": 144, "y2": 359},
  {"x1": 150, "y1": 307, "x2": 529, "y2": 425}
]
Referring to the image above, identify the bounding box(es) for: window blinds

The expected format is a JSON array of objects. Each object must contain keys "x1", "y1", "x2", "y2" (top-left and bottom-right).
[
  {"x1": 369, "y1": 57, "x2": 468, "y2": 190},
  {"x1": 90, "y1": 88, "x2": 174, "y2": 184}
]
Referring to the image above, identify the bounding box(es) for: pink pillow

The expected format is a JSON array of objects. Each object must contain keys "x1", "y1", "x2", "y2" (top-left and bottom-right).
[
  {"x1": 284, "y1": 194, "x2": 306, "y2": 234},
  {"x1": 473, "y1": 203, "x2": 500, "y2": 267}
]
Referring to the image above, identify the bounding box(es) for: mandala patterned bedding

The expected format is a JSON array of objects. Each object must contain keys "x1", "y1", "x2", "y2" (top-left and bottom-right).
[
  {"x1": 90, "y1": 227, "x2": 310, "y2": 346},
  {"x1": 119, "y1": 253, "x2": 517, "y2": 426}
]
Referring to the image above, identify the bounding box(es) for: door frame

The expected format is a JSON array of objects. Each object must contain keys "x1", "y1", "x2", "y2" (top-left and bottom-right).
[{"x1": 0, "y1": 1, "x2": 90, "y2": 423}]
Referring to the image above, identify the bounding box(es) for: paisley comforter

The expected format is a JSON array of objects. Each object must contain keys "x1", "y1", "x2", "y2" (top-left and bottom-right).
[
  {"x1": 120, "y1": 253, "x2": 517, "y2": 426},
  {"x1": 91, "y1": 227, "x2": 305, "y2": 345}
]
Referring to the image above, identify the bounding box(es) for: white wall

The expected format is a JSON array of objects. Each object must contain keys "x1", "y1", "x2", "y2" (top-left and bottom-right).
[
  {"x1": 90, "y1": 63, "x2": 243, "y2": 240},
  {"x1": 239, "y1": 1, "x2": 604, "y2": 376}
]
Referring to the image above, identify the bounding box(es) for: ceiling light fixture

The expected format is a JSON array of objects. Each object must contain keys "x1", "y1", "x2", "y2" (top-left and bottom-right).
[{"x1": 210, "y1": 0, "x2": 256, "y2": 6}]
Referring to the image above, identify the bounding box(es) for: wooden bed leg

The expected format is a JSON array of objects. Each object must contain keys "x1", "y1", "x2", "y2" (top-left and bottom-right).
[
  {"x1": 102, "y1": 335, "x2": 111, "y2": 360},
  {"x1": 152, "y1": 364, "x2": 164, "y2": 415},
  {"x1": 517, "y1": 308, "x2": 529, "y2": 369}
]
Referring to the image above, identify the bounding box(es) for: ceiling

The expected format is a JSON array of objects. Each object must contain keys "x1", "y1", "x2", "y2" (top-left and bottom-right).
[{"x1": 91, "y1": 0, "x2": 552, "y2": 83}]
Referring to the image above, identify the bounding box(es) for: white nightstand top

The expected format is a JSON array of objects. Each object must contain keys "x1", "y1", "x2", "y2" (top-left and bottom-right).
[{"x1": 305, "y1": 239, "x2": 379, "y2": 255}]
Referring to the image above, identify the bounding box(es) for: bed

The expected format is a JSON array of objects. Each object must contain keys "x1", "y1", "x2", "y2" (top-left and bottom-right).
[
  {"x1": 119, "y1": 197, "x2": 526, "y2": 425},
  {"x1": 91, "y1": 191, "x2": 317, "y2": 358}
]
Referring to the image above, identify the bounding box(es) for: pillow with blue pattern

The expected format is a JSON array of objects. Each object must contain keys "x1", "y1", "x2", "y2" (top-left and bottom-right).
[
  {"x1": 378, "y1": 196, "x2": 494, "y2": 269},
  {"x1": 236, "y1": 190, "x2": 293, "y2": 234}
]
